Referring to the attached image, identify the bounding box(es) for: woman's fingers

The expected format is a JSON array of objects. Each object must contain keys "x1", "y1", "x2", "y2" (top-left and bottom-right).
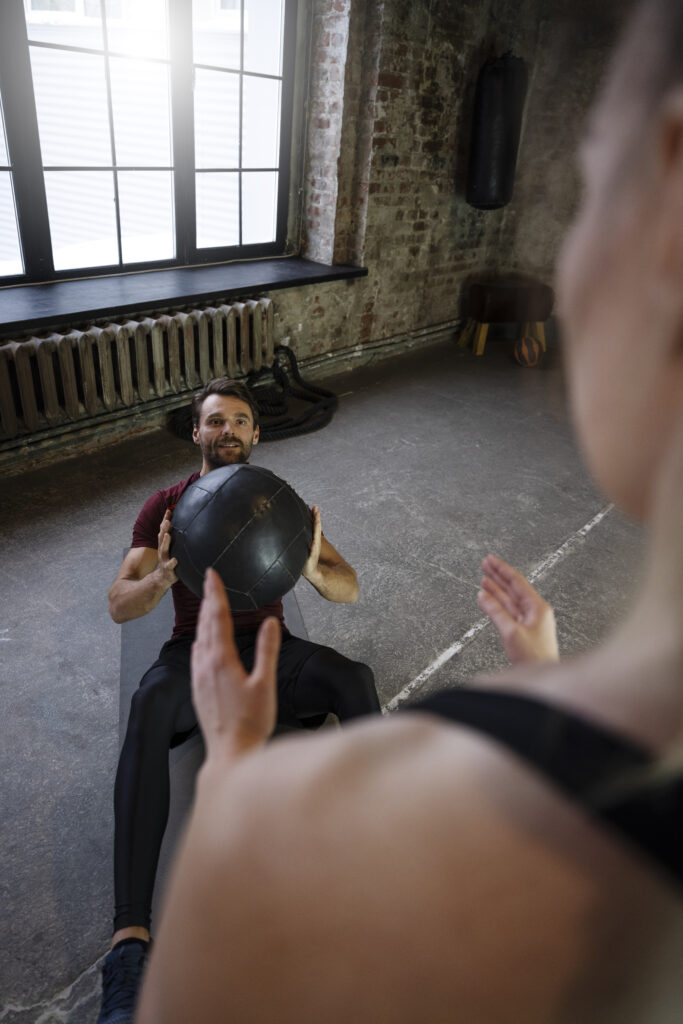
[
  {"x1": 253, "y1": 616, "x2": 281, "y2": 688},
  {"x1": 482, "y1": 555, "x2": 531, "y2": 599},
  {"x1": 482, "y1": 555, "x2": 548, "y2": 620},
  {"x1": 478, "y1": 586, "x2": 516, "y2": 637},
  {"x1": 480, "y1": 574, "x2": 522, "y2": 620}
]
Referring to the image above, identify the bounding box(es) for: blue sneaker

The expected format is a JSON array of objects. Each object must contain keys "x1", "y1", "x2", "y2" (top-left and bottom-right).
[{"x1": 96, "y1": 940, "x2": 149, "y2": 1024}]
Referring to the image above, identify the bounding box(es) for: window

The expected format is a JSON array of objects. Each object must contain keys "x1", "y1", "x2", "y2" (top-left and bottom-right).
[
  {"x1": 0, "y1": 95, "x2": 23, "y2": 277},
  {"x1": 0, "y1": 0, "x2": 296, "y2": 284}
]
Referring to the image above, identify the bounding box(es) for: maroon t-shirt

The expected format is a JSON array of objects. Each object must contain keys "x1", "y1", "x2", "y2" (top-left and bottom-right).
[{"x1": 132, "y1": 471, "x2": 285, "y2": 639}]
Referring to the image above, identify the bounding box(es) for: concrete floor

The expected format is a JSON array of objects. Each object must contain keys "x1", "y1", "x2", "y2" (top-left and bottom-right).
[{"x1": 1, "y1": 337, "x2": 646, "y2": 1022}]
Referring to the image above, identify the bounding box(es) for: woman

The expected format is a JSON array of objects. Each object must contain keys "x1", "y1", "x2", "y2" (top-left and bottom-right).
[{"x1": 138, "y1": 1, "x2": 683, "y2": 1019}]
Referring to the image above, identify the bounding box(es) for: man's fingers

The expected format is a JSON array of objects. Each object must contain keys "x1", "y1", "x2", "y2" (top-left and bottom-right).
[{"x1": 311, "y1": 505, "x2": 322, "y2": 542}]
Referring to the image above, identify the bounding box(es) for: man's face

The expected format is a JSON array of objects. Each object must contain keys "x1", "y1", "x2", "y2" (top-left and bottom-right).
[{"x1": 193, "y1": 394, "x2": 259, "y2": 473}]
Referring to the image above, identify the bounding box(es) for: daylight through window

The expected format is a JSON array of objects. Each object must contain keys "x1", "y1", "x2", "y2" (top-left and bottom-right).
[{"x1": 0, "y1": 0, "x2": 295, "y2": 283}]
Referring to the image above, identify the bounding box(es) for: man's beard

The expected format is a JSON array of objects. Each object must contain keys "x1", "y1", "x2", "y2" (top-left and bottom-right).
[{"x1": 203, "y1": 439, "x2": 251, "y2": 470}]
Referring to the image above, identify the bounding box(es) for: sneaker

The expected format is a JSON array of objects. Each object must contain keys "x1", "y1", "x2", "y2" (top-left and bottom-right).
[{"x1": 96, "y1": 940, "x2": 149, "y2": 1024}]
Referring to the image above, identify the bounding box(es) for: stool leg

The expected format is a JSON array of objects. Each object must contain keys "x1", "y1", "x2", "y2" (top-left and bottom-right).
[
  {"x1": 473, "y1": 322, "x2": 488, "y2": 356},
  {"x1": 458, "y1": 319, "x2": 476, "y2": 350},
  {"x1": 534, "y1": 322, "x2": 547, "y2": 352}
]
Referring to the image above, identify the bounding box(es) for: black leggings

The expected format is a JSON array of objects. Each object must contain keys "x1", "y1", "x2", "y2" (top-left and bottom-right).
[{"x1": 113, "y1": 631, "x2": 379, "y2": 931}]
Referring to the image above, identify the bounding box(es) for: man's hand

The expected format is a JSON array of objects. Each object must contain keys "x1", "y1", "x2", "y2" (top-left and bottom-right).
[
  {"x1": 191, "y1": 568, "x2": 281, "y2": 765},
  {"x1": 108, "y1": 509, "x2": 179, "y2": 623},
  {"x1": 477, "y1": 554, "x2": 559, "y2": 665},
  {"x1": 301, "y1": 505, "x2": 323, "y2": 584},
  {"x1": 299, "y1": 505, "x2": 359, "y2": 602},
  {"x1": 157, "y1": 508, "x2": 179, "y2": 585}
]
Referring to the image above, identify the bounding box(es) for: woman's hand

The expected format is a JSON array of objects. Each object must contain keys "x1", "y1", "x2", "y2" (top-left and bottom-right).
[
  {"x1": 477, "y1": 555, "x2": 560, "y2": 665},
  {"x1": 191, "y1": 568, "x2": 281, "y2": 765}
]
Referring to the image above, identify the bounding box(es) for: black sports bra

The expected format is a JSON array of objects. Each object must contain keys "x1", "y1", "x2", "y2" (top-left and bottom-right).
[{"x1": 411, "y1": 688, "x2": 683, "y2": 889}]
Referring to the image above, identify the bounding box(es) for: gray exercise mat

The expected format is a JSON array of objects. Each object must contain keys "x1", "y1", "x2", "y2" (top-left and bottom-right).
[{"x1": 118, "y1": 577, "x2": 310, "y2": 928}]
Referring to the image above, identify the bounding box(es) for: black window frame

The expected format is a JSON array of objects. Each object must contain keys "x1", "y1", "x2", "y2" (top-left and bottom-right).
[{"x1": 0, "y1": 0, "x2": 297, "y2": 287}]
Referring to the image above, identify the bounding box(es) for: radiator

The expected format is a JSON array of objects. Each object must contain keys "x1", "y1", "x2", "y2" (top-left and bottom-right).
[{"x1": 0, "y1": 297, "x2": 275, "y2": 442}]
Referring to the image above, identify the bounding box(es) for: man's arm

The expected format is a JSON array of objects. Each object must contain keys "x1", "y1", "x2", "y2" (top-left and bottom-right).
[
  {"x1": 301, "y1": 505, "x2": 359, "y2": 603},
  {"x1": 108, "y1": 509, "x2": 178, "y2": 623}
]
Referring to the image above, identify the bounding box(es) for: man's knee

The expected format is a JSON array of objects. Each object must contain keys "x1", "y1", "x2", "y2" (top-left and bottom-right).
[
  {"x1": 329, "y1": 653, "x2": 380, "y2": 717},
  {"x1": 349, "y1": 659, "x2": 377, "y2": 695},
  {"x1": 126, "y1": 667, "x2": 188, "y2": 739},
  {"x1": 294, "y1": 647, "x2": 380, "y2": 721}
]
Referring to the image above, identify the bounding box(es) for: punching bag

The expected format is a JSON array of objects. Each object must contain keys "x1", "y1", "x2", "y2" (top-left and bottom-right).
[{"x1": 466, "y1": 52, "x2": 528, "y2": 210}]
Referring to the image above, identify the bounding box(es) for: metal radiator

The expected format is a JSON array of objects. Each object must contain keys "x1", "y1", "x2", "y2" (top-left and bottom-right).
[{"x1": 0, "y1": 297, "x2": 275, "y2": 442}]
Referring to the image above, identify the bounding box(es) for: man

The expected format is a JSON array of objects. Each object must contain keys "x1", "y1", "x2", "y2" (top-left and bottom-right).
[
  {"x1": 97, "y1": 377, "x2": 380, "y2": 1023},
  {"x1": 137, "y1": 1, "x2": 683, "y2": 1020}
]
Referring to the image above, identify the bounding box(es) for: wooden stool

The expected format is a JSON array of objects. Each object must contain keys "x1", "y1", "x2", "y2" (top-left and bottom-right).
[{"x1": 458, "y1": 275, "x2": 554, "y2": 358}]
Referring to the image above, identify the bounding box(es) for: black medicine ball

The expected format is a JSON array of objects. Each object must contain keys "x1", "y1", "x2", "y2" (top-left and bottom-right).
[{"x1": 170, "y1": 464, "x2": 313, "y2": 609}]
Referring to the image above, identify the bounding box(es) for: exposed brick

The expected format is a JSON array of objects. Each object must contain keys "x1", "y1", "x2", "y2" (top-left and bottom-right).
[{"x1": 292, "y1": 0, "x2": 621, "y2": 364}]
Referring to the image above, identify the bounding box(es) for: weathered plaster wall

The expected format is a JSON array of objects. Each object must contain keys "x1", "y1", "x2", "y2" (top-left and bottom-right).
[
  {"x1": 270, "y1": 0, "x2": 632, "y2": 365},
  {"x1": 509, "y1": 0, "x2": 631, "y2": 275}
]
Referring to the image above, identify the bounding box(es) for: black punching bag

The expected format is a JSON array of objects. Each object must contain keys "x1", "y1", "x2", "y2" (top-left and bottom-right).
[{"x1": 466, "y1": 52, "x2": 528, "y2": 210}]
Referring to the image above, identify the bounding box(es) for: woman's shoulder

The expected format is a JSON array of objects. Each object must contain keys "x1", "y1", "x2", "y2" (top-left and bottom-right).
[{"x1": 192, "y1": 710, "x2": 683, "y2": 1023}]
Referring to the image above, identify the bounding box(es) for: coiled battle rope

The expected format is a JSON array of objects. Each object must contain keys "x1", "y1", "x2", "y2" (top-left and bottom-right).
[{"x1": 168, "y1": 346, "x2": 338, "y2": 443}]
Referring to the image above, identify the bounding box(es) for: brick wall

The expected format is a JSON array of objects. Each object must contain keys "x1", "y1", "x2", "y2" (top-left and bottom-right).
[{"x1": 272, "y1": 0, "x2": 631, "y2": 368}]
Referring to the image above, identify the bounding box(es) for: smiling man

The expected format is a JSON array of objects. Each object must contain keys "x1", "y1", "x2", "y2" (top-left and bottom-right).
[{"x1": 97, "y1": 377, "x2": 380, "y2": 1024}]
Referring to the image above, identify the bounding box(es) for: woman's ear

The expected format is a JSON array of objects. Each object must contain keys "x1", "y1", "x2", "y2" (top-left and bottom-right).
[
  {"x1": 658, "y1": 88, "x2": 683, "y2": 171},
  {"x1": 654, "y1": 89, "x2": 683, "y2": 280}
]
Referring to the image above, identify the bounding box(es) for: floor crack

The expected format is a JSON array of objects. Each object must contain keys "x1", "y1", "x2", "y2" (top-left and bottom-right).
[{"x1": 1, "y1": 954, "x2": 105, "y2": 1024}]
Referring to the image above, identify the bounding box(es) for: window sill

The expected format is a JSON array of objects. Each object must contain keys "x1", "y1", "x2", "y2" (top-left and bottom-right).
[{"x1": 0, "y1": 257, "x2": 368, "y2": 338}]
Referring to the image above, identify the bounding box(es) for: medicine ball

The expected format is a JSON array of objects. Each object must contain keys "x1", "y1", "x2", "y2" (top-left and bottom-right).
[{"x1": 170, "y1": 464, "x2": 313, "y2": 609}]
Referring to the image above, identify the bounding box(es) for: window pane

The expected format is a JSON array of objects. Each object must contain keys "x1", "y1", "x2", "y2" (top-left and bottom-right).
[
  {"x1": 243, "y1": 0, "x2": 284, "y2": 77},
  {"x1": 0, "y1": 98, "x2": 9, "y2": 166},
  {"x1": 31, "y1": 47, "x2": 111, "y2": 166},
  {"x1": 196, "y1": 172, "x2": 238, "y2": 248},
  {"x1": 0, "y1": 173, "x2": 24, "y2": 276},
  {"x1": 118, "y1": 171, "x2": 174, "y2": 263},
  {"x1": 25, "y1": 0, "x2": 104, "y2": 49},
  {"x1": 192, "y1": 0, "x2": 241, "y2": 69},
  {"x1": 31, "y1": 1, "x2": 76, "y2": 9},
  {"x1": 242, "y1": 77, "x2": 281, "y2": 168},
  {"x1": 194, "y1": 69, "x2": 239, "y2": 169},
  {"x1": 110, "y1": 58, "x2": 172, "y2": 167},
  {"x1": 105, "y1": 0, "x2": 168, "y2": 60},
  {"x1": 45, "y1": 171, "x2": 118, "y2": 269},
  {"x1": 242, "y1": 171, "x2": 277, "y2": 244}
]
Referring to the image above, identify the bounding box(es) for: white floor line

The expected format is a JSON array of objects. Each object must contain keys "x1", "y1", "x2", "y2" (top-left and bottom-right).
[{"x1": 384, "y1": 503, "x2": 615, "y2": 713}]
